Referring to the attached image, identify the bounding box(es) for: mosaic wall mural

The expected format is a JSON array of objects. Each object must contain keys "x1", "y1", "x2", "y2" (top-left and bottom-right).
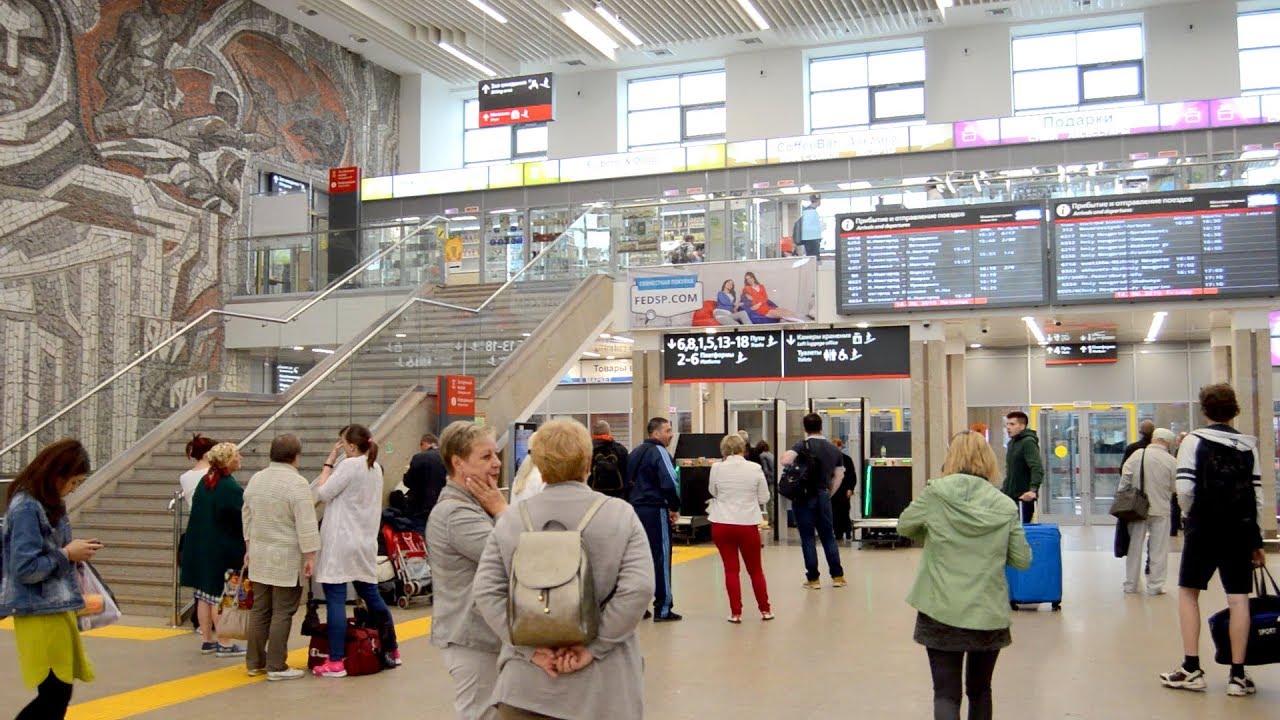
[{"x1": 0, "y1": 0, "x2": 400, "y2": 469}]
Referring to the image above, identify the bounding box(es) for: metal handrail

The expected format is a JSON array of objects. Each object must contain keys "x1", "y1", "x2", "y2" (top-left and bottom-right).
[
  {"x1": 167, "y1": 488, "x2": 186, "y2": 627},
  {"x1": 0, "y1": 215, "x2": 449, "y2": 460},
  {"x1": 236, "y1": 216, "x2": 590, "y2": 450}
]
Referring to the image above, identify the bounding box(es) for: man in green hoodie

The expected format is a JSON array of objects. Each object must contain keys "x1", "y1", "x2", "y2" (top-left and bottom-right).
[{"x1": 1002, "y1": 412, "x2": 1043, "y2": 523}]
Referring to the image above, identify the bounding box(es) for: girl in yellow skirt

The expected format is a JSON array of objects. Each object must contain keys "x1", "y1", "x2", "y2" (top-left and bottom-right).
[{"x1": 1, "y1": 439, "x2": 102, "y2": 719}]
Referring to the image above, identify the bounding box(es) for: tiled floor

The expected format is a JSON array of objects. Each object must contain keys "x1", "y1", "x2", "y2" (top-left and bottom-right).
[{"x1": 2, "y1": 527, "x2": 1276, "y2": 719}]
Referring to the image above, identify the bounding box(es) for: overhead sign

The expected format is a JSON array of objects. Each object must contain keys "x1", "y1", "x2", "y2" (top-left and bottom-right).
[
  {"x1": 1052, "y1": 187, "x2": 1280, "y2": 304},
  {"x1": 1043, "y1": 327, "x2": 1117, "y2": 344},
  {"x1": 1044, "y1": 343, "x2": 1119, "y2": 365},
  {"x1": 478, "y1": 74, "x2": 554, "y2": 128},
  {"x1": 328, "y1": 166, "x2": 359, "y2": 194},
  {"x1": 627, "y1": 257, "x2": 817, "y2": 330},
  {"x1": 783, "y1": 327, "x2": 910, "y2": 380},
  {"x1": 561, "y1": 358, "x2": 633, "y2": 385},
  {"x1": 662, "y1": 330, "x2": 783, "y2": 383}
]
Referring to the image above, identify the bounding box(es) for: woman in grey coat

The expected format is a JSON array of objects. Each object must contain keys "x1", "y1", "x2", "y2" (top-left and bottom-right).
[{"x1": 473, "y1": 419, "x2": 655, "y2": 720}]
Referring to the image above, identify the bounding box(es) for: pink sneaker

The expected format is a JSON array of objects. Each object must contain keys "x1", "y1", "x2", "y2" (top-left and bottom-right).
[
  {"x1": 312, "y1": 659, "x2": 347, "y2": 678},
  {"x1": 391, "y1": 650, "x2": 402, "y2": 667}
]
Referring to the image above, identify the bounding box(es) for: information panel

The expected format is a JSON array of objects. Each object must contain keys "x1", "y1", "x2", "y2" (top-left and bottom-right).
[
  {"x1": 783, "y1": 327, "x2": 910, "y2": 380},
  {"x1": 1043, "y1": 342, "x2": 1119, "y2": 365},
  {"x1": 477, "y1": 74, "x2": 554, "y2": 128},
  {"x1": 1052, "y1": 188, "x2": 1280, "y2": 303},
  {"x1": 662, "y1": 330, "x2": 783, "y2": 383},
  {"x1": 836, "y1": 203, "x2": 1047, "y2": 313}
]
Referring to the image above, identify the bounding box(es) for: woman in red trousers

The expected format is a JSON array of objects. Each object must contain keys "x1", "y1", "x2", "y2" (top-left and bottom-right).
[{"x1": 708, "y1": 434, "x2": 773, "y2": 623}]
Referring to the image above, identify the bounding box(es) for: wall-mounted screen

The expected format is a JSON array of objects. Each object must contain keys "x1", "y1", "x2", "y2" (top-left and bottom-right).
[
  {"x1": 836, "y1": 203, "x2": 1047, "y2": 313},
  {"x1": 1052, "y1": 187, "x2": 1280, "y2": 304}
]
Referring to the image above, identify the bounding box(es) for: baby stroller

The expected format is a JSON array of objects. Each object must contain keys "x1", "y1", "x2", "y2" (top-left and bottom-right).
[{"x1": 380, "y1": 523, "x2": 432, "y2": 608}]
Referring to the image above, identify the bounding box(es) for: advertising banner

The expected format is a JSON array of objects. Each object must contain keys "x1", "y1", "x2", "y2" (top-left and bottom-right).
[{"x1": 626, "y1": 257, "x2": 817, "y2": 331}]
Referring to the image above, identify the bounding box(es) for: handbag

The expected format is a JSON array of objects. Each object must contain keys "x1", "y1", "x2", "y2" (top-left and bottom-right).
[
  {"x1": 217, "y1": 565, "x2": 253, "y2": 641},
  {"x1": 301, "y1": 586, "x2": 323, "y2": 637},
  {"x1": 75, "y1": 562, "x2": 122, "y2": 631},
  {"x1": 1210, "y1": 566, "x2": 1280, "y2": 666},
  {"x1": 1109, "y1": 449, "x2": 1150, "y2": 522}
]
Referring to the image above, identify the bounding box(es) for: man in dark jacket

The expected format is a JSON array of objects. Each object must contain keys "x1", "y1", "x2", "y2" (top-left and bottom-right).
[
  {"x1": 1002, "y1": 411, "x2": 1043, "y2": 523},
  {"x1": 402, "y1": 433, "x2": 446, "y2": 536},
  {"x1": 590, "y1": 420, "x2": 630, "y2": 499},
  {"x1": 1123, "y1": 419, "x2": 1155, "y2": 464},
  {"x1": 627, "y1": 417, "x2": 682, "y2": 622}
]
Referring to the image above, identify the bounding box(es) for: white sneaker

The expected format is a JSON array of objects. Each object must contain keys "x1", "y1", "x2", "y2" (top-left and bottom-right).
[
  {"x1": 1159, "y1": 666, "x2": 1207, "y2": 692},
  {"x1": 267, "y1": 667, "x2": 306, "y2": 682},
  {"x1": 1227, "y1": 672, "x2": 1257, "y2": 697}
]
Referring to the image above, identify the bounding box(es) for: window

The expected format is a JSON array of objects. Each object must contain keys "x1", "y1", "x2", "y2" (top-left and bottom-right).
[
  {"x1": 626, "y1": 70, "x2": 726, "y2": 149},
  {"x1": 463, "y1": 99, "x2": 548, "y2": 166},
  {"x1": 809, "y1": 48, "x2": 926, "y2": 133},
  {"x1": 1239, "y1": 10, "x2": 1280, "y2": 94},
  {"x1": 1011, "y1": 25, "x2": 1144, "y2": 113}
]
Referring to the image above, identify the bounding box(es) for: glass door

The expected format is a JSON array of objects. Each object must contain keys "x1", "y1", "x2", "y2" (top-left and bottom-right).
[
  {"x1": 1034, "y1": 406, "x2": 1134, "y2": 525},
  {"x1": 811, "y1": 398, "x2": 869, "y2": 525},
  {"x1": 725, "y1": 399, "x2": 787, "y2": 539}
]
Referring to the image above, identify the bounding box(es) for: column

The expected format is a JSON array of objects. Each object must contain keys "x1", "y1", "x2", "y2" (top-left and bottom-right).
[
  {"x1": 630, "y1": 350, "x2": 670, "y2": 445},
  {"x1": 1229, "y1": 312, "x2": 1277, "y2": 538},
  {"x1": 690, "y1": 382, "x2": 725, "y2": 434},
  {"x1": 910, "y1": 323, "x2": 948, "y2": 498},
  {"x1": 946, "y1": 338, "x2": 968, "y2": 440},
  {"x1": 1210, "y1": 327, "x2": 1233, "y2": 385}
]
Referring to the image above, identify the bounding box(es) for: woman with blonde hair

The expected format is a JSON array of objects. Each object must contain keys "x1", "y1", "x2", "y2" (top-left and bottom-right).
[
  {"x1": 898, "y1": 430, "x2": 1032, "y2": 720},
  {"x1": 511, "y1": 431, "x2": 544, "y2": 504},
  {"x1": 473, "y1": 418, "x2": 654, "y2": 719},
  {"x1": 180, "y1": 442, "x2": 247, "y2": 658},
  {"x1": 708, "y1": 433, "x2": 772, "y2": 624},
  {"x1": 427, "y1": 421, "x2": 508, "y2": 718}
]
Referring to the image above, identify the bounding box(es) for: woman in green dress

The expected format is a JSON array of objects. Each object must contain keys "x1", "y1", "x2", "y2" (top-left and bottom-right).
[
  {"x1": 0, "y1": 439, "x2": 101, "y2": 720},
  {"x1": 179, "y1": 442, "x2": 247, "y2": 658}
]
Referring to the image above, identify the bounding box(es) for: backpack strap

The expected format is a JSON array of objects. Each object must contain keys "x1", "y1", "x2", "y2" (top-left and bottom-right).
[
  {"x1": 519, "y1": 501, "x2": 535, "y2": 533},
  {"x1": 1139, "y1": 448, "x2": 1146, "y2": 493},
  {"x1": 576, "y1": 497, "x2": 609, "y2": 532}
]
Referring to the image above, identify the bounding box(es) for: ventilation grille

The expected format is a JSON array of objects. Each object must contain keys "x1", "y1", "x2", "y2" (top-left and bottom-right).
[
  {"x1": 646, "y1": 48, "x2": 674, "y2": 57},
  {"x1": 564, "y1": 59, "x2": 587, "y2": 66},
  {"x1": 741, "y1": 37, "x2": 764, "y2": 45}
]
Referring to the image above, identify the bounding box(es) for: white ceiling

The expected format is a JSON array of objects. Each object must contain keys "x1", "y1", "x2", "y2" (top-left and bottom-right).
[{"x1": 255, "y1": 0, "x2": 1192, "y2": 86}]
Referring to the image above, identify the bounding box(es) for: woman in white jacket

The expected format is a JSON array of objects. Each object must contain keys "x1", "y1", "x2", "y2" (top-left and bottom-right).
[
  {"x1": 708, "y1": 433, "x2": 772, "y2": 623},
  {"x1": 311, "y1": 424, "x2": 399, "y2": 677}
]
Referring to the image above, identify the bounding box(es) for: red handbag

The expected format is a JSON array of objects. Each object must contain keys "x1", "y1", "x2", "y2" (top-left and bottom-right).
[{"x1": 307, "y1": 620, "x2": 383, "y2": 676}]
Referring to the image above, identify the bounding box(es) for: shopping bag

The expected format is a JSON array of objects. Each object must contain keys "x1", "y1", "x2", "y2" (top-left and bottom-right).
[
  {"x1": 217, "y1": 565, "x2": 253, "y2": 641},
  {"x1": 307, "y1": 620, "x2": 383, "y2": 676},
  {"x1": 75, "y1": 562, "x2": 122, "y2": 631},
  {"x1": 1209, "y1": 567, "x2": 1280, "y2": 666}
]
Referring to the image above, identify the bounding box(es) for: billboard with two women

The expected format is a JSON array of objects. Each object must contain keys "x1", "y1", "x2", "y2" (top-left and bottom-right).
[{"x1": 626, "y1": 257, "x2": 818, "y2": 330}]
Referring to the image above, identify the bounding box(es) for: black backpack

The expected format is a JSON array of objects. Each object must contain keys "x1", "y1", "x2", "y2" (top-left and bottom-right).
[
  {"x1": 1196, "y1": 435, "x2": 1258, "y2": 530},
  {"x1": 589, "y1": 448, "x2": 625, "y2": 494},
  {"x1": 779, "y1": 439, "x2": 824, "y2": 500}
]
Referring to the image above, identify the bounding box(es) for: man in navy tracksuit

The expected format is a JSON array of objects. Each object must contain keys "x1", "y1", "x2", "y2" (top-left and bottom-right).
[{"x1": 627, "y1": 417, "x2": 682, "y2": 622}]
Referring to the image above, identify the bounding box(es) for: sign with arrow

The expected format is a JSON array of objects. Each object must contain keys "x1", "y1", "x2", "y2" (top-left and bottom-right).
[
  {"x1": 662, "y1": 330, "x2": 783, "y2": 383},
  {"x1": 782, "y1": 326, "x2": 910, "y2": 380},
  {"x1": 478, "y1": 73, "x2": 554, "y2": 128}
]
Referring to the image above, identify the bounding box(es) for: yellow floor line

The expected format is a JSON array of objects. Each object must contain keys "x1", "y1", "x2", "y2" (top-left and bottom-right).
[
  {"x1": 66, "y1": 545, "x2": 719, "y2": 720},
  {"x1": 0, "y1": 617, "x2": 188, "y2": 641}
]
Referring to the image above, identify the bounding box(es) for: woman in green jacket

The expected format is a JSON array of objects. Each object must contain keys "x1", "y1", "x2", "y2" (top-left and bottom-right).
[
  {"x1": 179, "y1": 442, "x2": 247, "y2": 658},
  {"x1": 898, "y1": 430, "x2": 1032, "y2": 720}
]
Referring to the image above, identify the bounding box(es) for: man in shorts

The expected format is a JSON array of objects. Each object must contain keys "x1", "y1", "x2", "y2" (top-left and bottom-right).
[{"x1": 1159, "y1": 383, "x2": 1266, "y2": 697}]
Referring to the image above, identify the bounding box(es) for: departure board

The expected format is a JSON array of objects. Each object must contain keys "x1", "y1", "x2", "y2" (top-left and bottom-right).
[
  {"x1": 836, "y1": 203, "x2": 1047, "y2": 313},
  {"x1": 1052, "y1": 188, "x2": 1280, "y2": 303}
]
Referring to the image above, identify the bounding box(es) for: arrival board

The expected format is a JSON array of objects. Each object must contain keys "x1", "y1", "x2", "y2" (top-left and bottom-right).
[
  {"x1": 836, "y1": 203, "x2": 1047, "y2": 313},
  {"x1": 1052, "y1": 187, "x2": 1280, "y2": 303}
]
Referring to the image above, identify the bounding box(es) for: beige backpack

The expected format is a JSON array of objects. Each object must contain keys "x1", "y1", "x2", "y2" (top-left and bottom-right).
[{"x1": 508, "y1": 497, "x2": 607, "y2": 648}]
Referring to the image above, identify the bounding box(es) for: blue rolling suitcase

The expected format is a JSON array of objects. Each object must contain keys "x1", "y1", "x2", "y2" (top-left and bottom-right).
[{"x1": 1006, "y1": 523, "x2": 1062, "y2": 611}]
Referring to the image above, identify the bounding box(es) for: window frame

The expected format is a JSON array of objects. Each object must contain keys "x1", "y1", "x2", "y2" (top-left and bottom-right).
[
  {"x1": 1011, "y1": 26, "x2": 1145, "y2": 114},
  {"x1": 807, "y1": 48, "x2": 927, "y2": 133},
  {"x1": 463, "y1": 98, "x2": 548, "y2": 166},
  {"x1": 1238, "y1": 9, "x2": 1280, "y2": 95},
  {"x1": 626, "y1": 69, "x2": 727, "y2": 150}
]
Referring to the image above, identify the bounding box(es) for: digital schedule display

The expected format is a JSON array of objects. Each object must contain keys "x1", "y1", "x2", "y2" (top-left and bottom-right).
[
  {"x1": 836, "y1": 203, "x2": 1047, "y2": 313},
  {"x1": 1052, "y1": 188, "x2": 1280, "y2": 304}
]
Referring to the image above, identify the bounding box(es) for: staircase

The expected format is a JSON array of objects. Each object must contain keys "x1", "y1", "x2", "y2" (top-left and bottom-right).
[{"x1": 76, "y1": 275, "x2": 613, "y2": 617}]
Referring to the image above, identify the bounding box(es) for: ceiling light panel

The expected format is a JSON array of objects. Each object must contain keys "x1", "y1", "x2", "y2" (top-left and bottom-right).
[
  {"x1": 465, "y1": 0, "x2": 507, "y2": 23},
  {"x1": 733, "y1": 0, "x2": 771, "y2": 30},
  {"x1": 438, "y1": 40, "x2": 498, "y2": 77},
  {"x1": 594, "y1": 5, "x2": 643, "y2": 45},
  {"x1": 562, "y1": 9, "x2": 618, "y2": 60}
]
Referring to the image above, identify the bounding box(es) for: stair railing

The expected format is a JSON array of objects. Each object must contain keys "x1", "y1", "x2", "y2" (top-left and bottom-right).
[
  {"x1": 0, "y1": 216, "x2": 450, "y2": 465},
  {"x1": 236, "y1": 206, "x2": 605, "y2": 449},
  {"x1": 167, "y1": 488, "x2": 187, "y2": 627}
]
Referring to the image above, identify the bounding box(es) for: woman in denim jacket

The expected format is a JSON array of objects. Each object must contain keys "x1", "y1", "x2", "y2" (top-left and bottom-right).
[{"x1": 1, "y1": 439, "x2": 102, "y2": 720}]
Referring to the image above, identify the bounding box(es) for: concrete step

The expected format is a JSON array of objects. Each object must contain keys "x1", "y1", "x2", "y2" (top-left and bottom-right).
[
  {"x1": 97, "y1": 540, "x2": 181, "y2": 565},
  {"x1": 104, "y1": 576, "x2": 174, "y2": 604},
  {"x1": 92, "y1": 557, "x2": 173, "y2": 582},
  {"x1": 115, "y1": 594, "x2": 178, "y2": 618},
  {"x1": 80, "y1": 509, "x2": 174, "y2": 530},
  {"x1": 76, "y1": 523, "x2": 173, "y2": 545},
  {"x1": 96, "y1": 495, "x2": 176, "y2": 513}
]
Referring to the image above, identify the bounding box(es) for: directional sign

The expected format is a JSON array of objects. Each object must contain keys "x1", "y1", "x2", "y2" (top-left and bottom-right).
[
  {"x1": 782, "y1": 326, "x2": 910, "y2": 380},
  {"x1": 1044, "y1": 342, "x2": 1119, "y2": 365},
  {"x1": 662, "y1": 330, "x2": 783, "y2": 383},
  {"x1": 478, "y1": 74, "x2": 554, "y2": 128}
]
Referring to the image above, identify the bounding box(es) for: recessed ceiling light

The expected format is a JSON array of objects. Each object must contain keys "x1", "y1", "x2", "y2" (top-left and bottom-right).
[
  {"x1": 291, "y1": 346, "x2": 305, "y2": 351},
  {"x1": 349, "y1": 34, "x2": 368, "y2": 44},
  {"x1": 562, "y1": 9, "x2": 619, "y2": 60},
  {"x1": 606, "y1": 355, "x2": 616, "y2": 360},
  {"x1": 466, "y1": 0, "x2": 508, "y2": 23},
  {"x1": 395, "y1": 333, "x2": 407, "y2": 338},
  {"x1": 970, "y1": 343, "x2": 982, "y2": 349},
  {"x1": 298, "y1": 5, "x2": 318, "y2": 17},
  {"x1": 311, "y1": 347, "x2": 335, "y2": 355},
  {"x1": 856, "y1": 322, "x2": 870, "y2": 329},
  {"x1": 582, "y1": 351, "x2": 601, "y2": 358},
  {"x1": 594, "y1": 5, "x2": 643, "y2": 46},
  {"x1": 438, "y1": 41, "x2": 498, "y2": 77},
  {"x1": 732, "y1": 0, "x2": 771, "y2": 30}
]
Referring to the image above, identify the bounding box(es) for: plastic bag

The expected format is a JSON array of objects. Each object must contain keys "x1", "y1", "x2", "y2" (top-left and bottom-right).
[{"x1": 75, "y1": 562, "x2": 122, "y2": 631}]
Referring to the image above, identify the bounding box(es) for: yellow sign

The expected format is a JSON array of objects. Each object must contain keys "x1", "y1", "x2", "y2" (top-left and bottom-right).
[
  {"x1": 1054, "y1": 444, "x2": 1068, "y2": 459},
  {"x1": 488, "y1": 163, "x2": 524, "y2": 189},
  {"x1": 444, "y1": 235, "x2": 464, "y2": 269}
]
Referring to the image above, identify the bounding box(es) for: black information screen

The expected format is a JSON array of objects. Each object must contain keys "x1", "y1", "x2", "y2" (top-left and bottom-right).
[
  {"x1": 783, "y1": 327, "x2": 910, "y2": 380},
  {"x1": 662, "y1": 330, "x2": 783, "y2": 383},
  {"x1": 1043, "y1": 342, "x2": 1119, "y2": 365},
  {"x1": 836, "y1": 203, "x2": 1047, "y2": 312},
  {"x1": 1052, "y1": 187, "x2": 1280, "y2": 303}
]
